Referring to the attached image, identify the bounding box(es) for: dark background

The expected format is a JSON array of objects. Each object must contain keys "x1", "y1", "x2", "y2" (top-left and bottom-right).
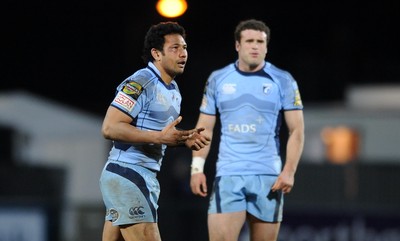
[
  {"x1": 2, "y1": 1, "x2": 400, "y2": 240},
  {"x1": 3, "y1": 0, "x2": 400, "y2": 120}
]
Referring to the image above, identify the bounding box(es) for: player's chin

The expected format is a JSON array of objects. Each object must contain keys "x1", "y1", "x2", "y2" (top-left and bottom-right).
[{"x1": 175, "y1": 68, "x2": 185, "y2": 75}]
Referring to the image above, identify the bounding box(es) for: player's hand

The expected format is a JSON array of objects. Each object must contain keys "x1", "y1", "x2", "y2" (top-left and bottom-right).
[
  {"x1": 185, "y1": 128, "x2": 211, "y2": 150},
  {"x1": 271, "y1": 170, "x2": 295, "y2": 194},
  {"x1": 159, "y1": 116, "x2": 196, "y2": 145},
  {"x1": 190, "y1": 173, "x2": 208, "y2": 197}
]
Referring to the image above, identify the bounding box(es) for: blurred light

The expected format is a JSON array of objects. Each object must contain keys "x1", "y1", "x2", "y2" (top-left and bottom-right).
[
  {"x1": 321, "y1": 125, "x2": 360, "y2": 164},
  {"x1": 156, "y1": 0, "x2": 187, "y2": 18}
]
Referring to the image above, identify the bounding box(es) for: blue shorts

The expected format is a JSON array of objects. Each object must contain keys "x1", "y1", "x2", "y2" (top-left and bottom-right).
[
  {"x1": 208, "y1": 175, "x2": 283, "y2": 222},
  {"x1": 99, "y1": 160, "x2": 160, "y2": 226}
]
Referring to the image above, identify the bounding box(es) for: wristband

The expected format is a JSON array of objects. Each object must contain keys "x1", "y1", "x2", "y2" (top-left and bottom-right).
[{"x1": 191, "y1": 157, "x2": 205, "y2": 175}]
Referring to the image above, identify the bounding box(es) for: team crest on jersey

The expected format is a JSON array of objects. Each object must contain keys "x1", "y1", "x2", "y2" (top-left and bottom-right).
[
  {"x1": 114, "y1": 92, "x2": 136, "y2": 112},
  {"x1": 156, "y1": 93, "x2": 168, "y2": 105},
  {"x1": 122, "y1": 81, "x2": 143, "y2": 100},
  {"x1": 222, "y1": 83, "x2": 236, "y2": 94},
  {"x1": 262, "y1": 84, "x2": 272, "y2": 95}
]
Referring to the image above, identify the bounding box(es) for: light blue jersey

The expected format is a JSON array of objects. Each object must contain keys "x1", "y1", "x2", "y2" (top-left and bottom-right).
[
  {"x1": 107, "y1": 62, "x2": 182, "y2": 171},
  {"x1": 200, "y1": 61, "x2": 303, "y2": 176}
]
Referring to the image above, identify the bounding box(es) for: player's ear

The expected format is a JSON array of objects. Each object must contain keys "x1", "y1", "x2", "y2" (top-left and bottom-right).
[
  {"x1": 235, "y1": 41, "x2": 240, "y2": 52},
  {"x1": 151, "y1": 48, "x2": 161, "y2": 61}
]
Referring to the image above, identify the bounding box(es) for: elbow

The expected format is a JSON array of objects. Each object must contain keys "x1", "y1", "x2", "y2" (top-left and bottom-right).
[{"x1": 101, "y1": 124, "x2": 113, "y2": 140}]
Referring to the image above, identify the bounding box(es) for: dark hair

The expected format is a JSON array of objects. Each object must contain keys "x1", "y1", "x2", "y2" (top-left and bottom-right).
[
  {"x1": 234, "y1": 19, "x2": 271, "y2": 44},
  {"x1": 141, "y1": 22, "x2": 186, "y2": 64}
]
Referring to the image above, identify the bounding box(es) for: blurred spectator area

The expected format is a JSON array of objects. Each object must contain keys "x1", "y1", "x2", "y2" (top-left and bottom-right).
[
  {"x1": 0, "y1": 91, "x2": 108, "y2": 241},
  {"x1": 302, "y1": 84, "x2": 400, "y2": 164}
]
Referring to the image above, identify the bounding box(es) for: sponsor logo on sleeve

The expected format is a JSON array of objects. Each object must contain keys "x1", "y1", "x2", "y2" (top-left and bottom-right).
[
  {"x1": 294, "y1": 89, "x2": 302, "y2": 106},
  {"x1": 114, "y1": 92, "x2": 136, "y2": 112},
  {"x1": 122, "y1": 81, "x2": 143, "y2": 100},
  {"x1": 200, "y1": 96, "x2": 208, "y2": 109}
]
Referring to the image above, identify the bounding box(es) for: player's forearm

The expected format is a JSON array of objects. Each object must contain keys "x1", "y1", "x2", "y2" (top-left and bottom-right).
[
  {"x1": 192, "y1": 126, "x2": 213, "y2": 157},
  {"x1": 191, "y1": 131, "x2": 213, "y2": 174},
  {"x1": 283, "y1": 129, "x2": 304, "y2": 174},
  {"x1": 103, "y1": 122, "x2": 162, "y2": 144},
  {"x1": 192, "y1": 141, "x2": 211, "y2": 159},
  {"x1": 191, "y1": 113, "x2": 216, "y2": 174}
]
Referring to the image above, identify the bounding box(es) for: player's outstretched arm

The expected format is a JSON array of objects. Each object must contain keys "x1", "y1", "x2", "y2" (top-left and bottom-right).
[{"x1": 102, "y1": 107, "x2": 196, "y2": 145}]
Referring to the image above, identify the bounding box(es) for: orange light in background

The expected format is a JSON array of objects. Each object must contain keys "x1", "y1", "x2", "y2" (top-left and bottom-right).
[
  {"x1": 321, "y1": 125, "x2": 360, "y2": 164},
  {"x1": 156, "y1": 0, "x2": 188, "y2": 18}
]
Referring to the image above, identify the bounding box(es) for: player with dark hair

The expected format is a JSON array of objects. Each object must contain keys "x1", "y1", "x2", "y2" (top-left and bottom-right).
[
  {"x1": 190, "y1": 19, "x2": 304, "y2": 241},
  {"x1": 99, "y1": 21, "x2": 210, "y2": 241}
]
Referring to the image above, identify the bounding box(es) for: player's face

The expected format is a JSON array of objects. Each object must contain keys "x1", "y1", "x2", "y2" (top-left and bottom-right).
[
  {"x1": 159, "y1": 34, "x2": 188, "y2": 80},
  {"x1": 235, "y1": 29, "x2": 267, "y2": 72}
]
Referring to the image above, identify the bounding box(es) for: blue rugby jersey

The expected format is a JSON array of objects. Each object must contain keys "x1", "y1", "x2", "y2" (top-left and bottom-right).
[
  {"x1": 107, "y1": 62, "x2": 182, "y2": 171},
  {"x1": 200, "y1": 61, "x2": 303, "y2": 176}
]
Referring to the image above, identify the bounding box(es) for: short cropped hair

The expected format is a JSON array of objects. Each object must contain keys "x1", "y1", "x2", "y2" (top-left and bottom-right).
[{"x1": 234, "y1": 19, "x2": 271, "y2": 44}]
